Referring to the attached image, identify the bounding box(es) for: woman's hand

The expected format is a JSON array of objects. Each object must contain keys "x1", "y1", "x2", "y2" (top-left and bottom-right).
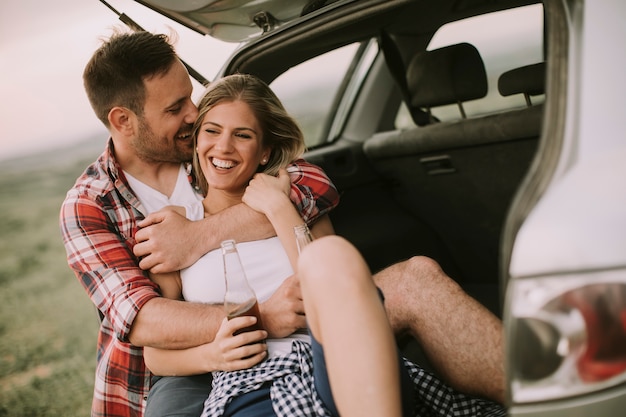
[
  {"x1": 243, "y1": 169, "x2": 292, "y2": 216},
  {"x1": 206, "y1": 317, "x2": 268, "y2": 371}
]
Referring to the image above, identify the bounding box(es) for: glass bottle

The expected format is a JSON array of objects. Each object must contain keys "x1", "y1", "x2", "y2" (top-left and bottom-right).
[
  {"x1": 221, "y1": 239, "x2": 264, "y2": 334},
  {"x1": 294, "y1": 223, "x2": 314, "y2": 254}
]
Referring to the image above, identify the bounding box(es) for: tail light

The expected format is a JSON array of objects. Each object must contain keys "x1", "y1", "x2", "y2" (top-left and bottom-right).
[{"x1": 507, "y1": 269, "x2": 626, "y2": 403}]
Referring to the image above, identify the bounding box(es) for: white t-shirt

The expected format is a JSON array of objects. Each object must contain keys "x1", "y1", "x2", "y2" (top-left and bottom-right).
[
  {"x1": 124, "y1": 164, "x2": 202, "y2": 215},
  {"x1": 182, "y1": 200, "x2": 310, "y2": 357}
]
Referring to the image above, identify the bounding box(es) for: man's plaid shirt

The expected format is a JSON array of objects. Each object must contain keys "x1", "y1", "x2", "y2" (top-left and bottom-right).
[{"x1": 59, "y1": 140, "x2": 339, "y2": 417}]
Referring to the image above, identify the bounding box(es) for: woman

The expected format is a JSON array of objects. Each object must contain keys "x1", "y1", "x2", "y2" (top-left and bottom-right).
[{"x1": 144, "y1": 74, "x2": 410, "y2": 417}]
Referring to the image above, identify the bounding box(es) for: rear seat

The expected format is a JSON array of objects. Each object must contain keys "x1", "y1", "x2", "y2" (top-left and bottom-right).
[
  {"x1": 406, "y1": 42, "x2": 487, "y2": 121},
  {"x1": 364, "y1": 45, "x2": 545, "y2": 311},
  {"x1": 498, "y1": 62, "x2": 546, "y2": 106}
]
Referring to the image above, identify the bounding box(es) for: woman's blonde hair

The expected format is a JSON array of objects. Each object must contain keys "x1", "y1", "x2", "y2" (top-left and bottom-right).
[{"x1": 192, "y1": 74, "x2": 306, "y2": 194}]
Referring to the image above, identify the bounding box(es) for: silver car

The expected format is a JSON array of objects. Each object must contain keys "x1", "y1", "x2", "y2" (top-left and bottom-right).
[{"x1": 116, "y1": 0, "x2": 626, "y2": 414}]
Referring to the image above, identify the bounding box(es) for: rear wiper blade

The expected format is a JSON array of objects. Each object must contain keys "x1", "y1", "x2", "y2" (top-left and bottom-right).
[{"x1": 98, "y1": 0, "x2": 210, "y2": 86}]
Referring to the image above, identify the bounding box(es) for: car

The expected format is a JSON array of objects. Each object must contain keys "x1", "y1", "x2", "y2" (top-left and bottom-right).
[{"x1": 113, "y1": 0, "x2": 626, "y2": 414}]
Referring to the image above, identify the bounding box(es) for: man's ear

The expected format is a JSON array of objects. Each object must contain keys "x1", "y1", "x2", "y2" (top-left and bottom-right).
[{"x1": 108, "y1": 107, "x2": 136, "y2": 136}]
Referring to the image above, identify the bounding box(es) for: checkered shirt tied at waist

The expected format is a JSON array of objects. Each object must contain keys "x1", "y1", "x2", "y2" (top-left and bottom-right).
[{"x1": 202, "y1": 340, "x2": 506, "y2": 417}]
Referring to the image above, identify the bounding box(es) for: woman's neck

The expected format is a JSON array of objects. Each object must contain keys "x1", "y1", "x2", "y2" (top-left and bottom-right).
[{"x1": 202, "y1": 188, "x2": 244, "y2": 216}]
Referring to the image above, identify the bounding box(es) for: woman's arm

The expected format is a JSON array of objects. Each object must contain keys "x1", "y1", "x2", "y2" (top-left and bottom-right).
[
  {"x1": 143, "y1": 204, "x2": 270, "y2": 376},
  {"x1": 133, "y1": 160, "x2": 339, "y2": 274},
  {"x1": 144, "y1": 316, "x2": 268, "y2": 376},
  {"x1": 149, "y1": 271, "x2": 183, "y2": 300},
  {"x1": 243, "y1": 169, "x2": 334, "y2": 269}
]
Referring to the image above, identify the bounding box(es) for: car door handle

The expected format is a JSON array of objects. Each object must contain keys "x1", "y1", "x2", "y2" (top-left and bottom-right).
[{"x1": 420, "y1": 155, "x2": 457, "y2": 175}]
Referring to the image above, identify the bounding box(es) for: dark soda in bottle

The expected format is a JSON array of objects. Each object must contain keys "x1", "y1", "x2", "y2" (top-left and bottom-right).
[
  {"x1": 222, "y1": 239, "x2": 265, "y2": 335},
  {"x1": 226, "y1": 299, "x2": 265, "y2": 335}
]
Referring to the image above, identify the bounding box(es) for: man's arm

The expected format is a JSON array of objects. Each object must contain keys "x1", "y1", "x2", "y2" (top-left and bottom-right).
[
  {"x1": 60, "y1": 193, "x2": 222, "y2": 349},
  {"x1": 128, "y1": 297, "x2": 224, "y2": 348},
  {"x1": 134, "y1": 204, "x2": 274, "y2": 274},
  {"x1": 286, "y1": 159, "x2": 340, "y2": 224},
  {"x1": 133, "y1": 159, "x2": 340, "y2": 273}
]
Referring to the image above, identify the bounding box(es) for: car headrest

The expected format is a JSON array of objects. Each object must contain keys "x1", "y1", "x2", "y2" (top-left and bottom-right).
[
  {"x1": 406, "y1": 42, "x2": 488, "y2": 110},
  {"x1": 498, "y1": 62, "x2": 546, "y2": 98}
]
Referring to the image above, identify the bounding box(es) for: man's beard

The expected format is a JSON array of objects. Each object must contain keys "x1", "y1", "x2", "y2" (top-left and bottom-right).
[{"x1": 134, "y1": 119, "x2": 193, "y2": 163}]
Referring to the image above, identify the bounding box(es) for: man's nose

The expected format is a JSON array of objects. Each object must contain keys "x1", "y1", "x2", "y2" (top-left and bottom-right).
[{"x1": 184, "y1": 102, "x2": 199, "y2": 123}]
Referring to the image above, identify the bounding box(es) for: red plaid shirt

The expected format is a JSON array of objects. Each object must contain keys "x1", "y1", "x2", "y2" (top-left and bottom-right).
[{"x1": 59, "y1": 140, "x2": 339, "y2": 417}]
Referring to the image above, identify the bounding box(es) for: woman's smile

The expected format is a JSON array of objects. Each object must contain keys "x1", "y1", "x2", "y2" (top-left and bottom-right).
[{"x1": 210, "y1": 157, "x2": 238, "y2": 170}]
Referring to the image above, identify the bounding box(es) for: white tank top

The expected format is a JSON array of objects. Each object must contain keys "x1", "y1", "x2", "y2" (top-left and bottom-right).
[{"x1": 182, "y1": 201, "x2": 310, "y2": 357}]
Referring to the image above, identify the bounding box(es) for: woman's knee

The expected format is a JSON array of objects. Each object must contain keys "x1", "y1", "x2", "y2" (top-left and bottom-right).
[{"x1": 298, "y1": 236, "x2": 370, "y2": 289}]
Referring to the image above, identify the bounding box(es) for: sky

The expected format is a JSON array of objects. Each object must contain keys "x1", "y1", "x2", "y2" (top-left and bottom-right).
[{"x1": 0, "y1": 0, "x2": 237, "y2": 161}]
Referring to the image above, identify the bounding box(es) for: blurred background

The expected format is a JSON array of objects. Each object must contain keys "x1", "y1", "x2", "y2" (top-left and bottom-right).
[
  {"x1": 1, "y1": 0, "x2": 236, "y2": 161},
  {"x1": 0, "y1": 1, "x2": 236, "y2": 414}
]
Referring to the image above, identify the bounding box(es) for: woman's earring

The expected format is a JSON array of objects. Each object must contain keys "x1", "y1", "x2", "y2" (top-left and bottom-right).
[{"x1": 261, "y1": 158, "x2": 268, "y2": 164}]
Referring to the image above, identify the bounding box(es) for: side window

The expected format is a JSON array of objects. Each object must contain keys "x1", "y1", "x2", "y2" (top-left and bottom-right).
[
  {"x1": 395, "y1": 4, "x2": 544, "y2": 129},
  {"x1": 270, "y1": 43, "x2": 361, "y2": 148}
]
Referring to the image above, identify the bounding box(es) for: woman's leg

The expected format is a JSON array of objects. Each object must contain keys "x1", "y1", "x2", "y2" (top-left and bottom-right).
[{"x1": 298, "y1": 235, "x2": 403, "y2": 417}]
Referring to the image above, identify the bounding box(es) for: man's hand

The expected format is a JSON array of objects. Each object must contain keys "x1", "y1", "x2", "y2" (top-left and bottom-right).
[
  {"x1": 259, "y1": 275, "x2": 306, "y2": 338},
  {"x1": 134, "y1": 209, "x2": 203, "y2": 273}
]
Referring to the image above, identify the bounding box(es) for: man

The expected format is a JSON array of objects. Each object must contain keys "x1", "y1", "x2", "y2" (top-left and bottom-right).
[{"x1": 60, "y1": 30, "x2": 339, "y2": 417}]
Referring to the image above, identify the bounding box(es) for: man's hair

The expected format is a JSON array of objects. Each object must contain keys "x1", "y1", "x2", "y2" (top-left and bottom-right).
[
  {"x1": 83, "y1": 30, "x2": 178, "y2": 127},
  {"x1": 192, "y1": 74, "x2": 306, "y2": 194}
]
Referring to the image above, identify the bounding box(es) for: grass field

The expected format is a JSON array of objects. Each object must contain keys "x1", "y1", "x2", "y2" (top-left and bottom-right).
[{"x1": 0, "y1": 142, "x2": 104, "y2": 416}]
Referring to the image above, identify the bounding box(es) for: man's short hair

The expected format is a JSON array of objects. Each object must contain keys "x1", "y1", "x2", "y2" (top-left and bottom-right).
[{"x1": 83, "y1": 30, "x2": 178, "y2": 126}]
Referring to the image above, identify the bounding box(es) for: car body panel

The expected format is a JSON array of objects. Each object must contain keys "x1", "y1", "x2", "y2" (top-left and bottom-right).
[
  {"x1": 510, "y1": 0, "x2": 626, "y2": 278},
  {"x1": 504, "y1": 0, "x2": 626, "y2": 413},
  {"x1": 511, "y1": 148, "x2": 626, "y2": 276},
  {"x1": 133, "y1": 0, "x2": 349, "y2": 41}
]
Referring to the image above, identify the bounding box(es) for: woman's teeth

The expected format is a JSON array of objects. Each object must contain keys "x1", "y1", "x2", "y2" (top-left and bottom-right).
[{"x1": 212, "y1": 158, "x2": 236, "y2": 169}]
